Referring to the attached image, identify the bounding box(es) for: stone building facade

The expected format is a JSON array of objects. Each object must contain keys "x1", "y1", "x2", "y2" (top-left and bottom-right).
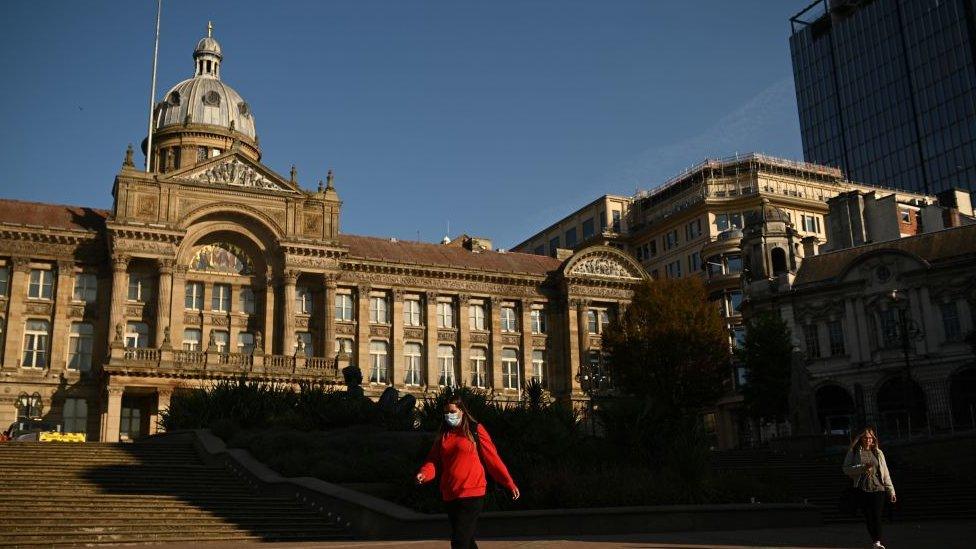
[{"x1": 0, "y1": 30, "x2": 647, "y2": 442}]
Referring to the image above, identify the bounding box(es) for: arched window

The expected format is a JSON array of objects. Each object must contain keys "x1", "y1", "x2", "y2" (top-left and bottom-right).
[
  {"x1": 771, "y1": 247, "x2": 788, "y2": 275},
  {"x1": 437, "y1": 345, "x2": 455, "y2": 387}
]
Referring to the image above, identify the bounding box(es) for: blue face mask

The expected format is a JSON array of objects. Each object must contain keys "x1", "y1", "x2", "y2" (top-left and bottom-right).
[{"x1": 444, "y1": 412, "x2": 462, "y2": 427}]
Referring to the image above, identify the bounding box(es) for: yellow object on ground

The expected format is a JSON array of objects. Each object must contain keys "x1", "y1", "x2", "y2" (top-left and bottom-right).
[{"x1": 38, "y1": 432, "x2": 87, "y2": 443}]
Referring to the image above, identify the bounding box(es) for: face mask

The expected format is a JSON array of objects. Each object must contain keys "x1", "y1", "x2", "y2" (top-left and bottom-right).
[{"x1": 444, "y1": 412, "x2": 462, "y2": 427}]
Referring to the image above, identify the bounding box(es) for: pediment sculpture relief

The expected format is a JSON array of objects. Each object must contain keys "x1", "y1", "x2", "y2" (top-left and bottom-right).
[
  {"x1": 570, "y1": 256, "x2": 637, "y2": 278},
  {"x1": 186, "y1": 159, "x2": 286, "y2": 191}
]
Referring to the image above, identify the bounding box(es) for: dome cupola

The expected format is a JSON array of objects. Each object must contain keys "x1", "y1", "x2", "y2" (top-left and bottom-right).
[{"x1": 144, "y1": 22, "x2": 261, "y2": 173}]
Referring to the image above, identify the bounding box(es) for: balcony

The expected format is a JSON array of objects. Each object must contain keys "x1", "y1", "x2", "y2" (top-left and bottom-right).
[{"x1": 107, "y1": 345, "x2": 340, "y2": 382}]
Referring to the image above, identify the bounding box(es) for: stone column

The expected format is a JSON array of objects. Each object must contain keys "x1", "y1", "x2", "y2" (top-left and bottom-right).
[
  {"x1": 391, "y1": 289, "x2": 405, "y2": 387},
  {"x1": 228, "y1": 282, "x2": 241, "y2": 353},
  {"x1": 843, "y1": 298, "x2": 861, "y2": 363},
  {"x1": 489, "y1": 297, "x2": 504, "y2": 391},
  {"x1": 109, "y1": 255, "x2": 130, "y2": 346},
  {"x1": 357, "y1": 285, "x2": 371, "y2": 374},
  {"x1": 2, "y1": 257, "x2": 31, "y2": 369},
  {"x1": 917, "y1": 287, "x2": 940, "y2": 354},
  {"x1": 854, "y1": 296, "x2": 872, "y2": 359},
  {"x1": 262, "y1": 271, "x2": 275, "y2": 355},
  {"x1": 169, "y1": 265, "x2": 187, "y2": 351},
  {"x1": 324, "y1": 275, "x2": 338, "y2": 362},
  {"x1": 150, "y1": 388, "x2": 173, "y2": 435},
  {"x1": 101, "y1": 386, "x2": 124, "y2": 443},
  {"x1": 567, "y1": 298, "x2": 586, "y2": 394},
  {"x1": 155, "y1": 259, "x2": 173, "y2": 348},
  {"x1": 458, "y1": 294, "x2": 471, "y2": 387},
  {"x1": 47, "y1": 260, "x2": 76, "y2": 372},
  {"x1": 425, "y1": 291, "x2": 439, "y2": 388},
  {"x1": 520, "y1": 299, "x2": 534, "y2": 386},
  {"x1": 282, "y1": 270, "x2": 299, "y2": 355}
]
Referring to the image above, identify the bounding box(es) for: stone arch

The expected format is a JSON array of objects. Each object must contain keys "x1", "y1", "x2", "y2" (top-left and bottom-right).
[
  {"x1": 771, "y1": 246, "x2": 788, "y2": 275},
  {"x1": 178, "y1": 202, "x2": 284, "y2": 238},
  {"x1": 561, "y1": 245, "x2": 650, "y2": 280},
  {"x1": 837, "y1": 249, "x2": 929, "y2": 283},
  {"x1": 875, "y1": 375, "x2": 927, "y2": 438},
  {"x1": 949, "y1": 366, "x2": 976, "y2": 430},
  {"x1": 176, "y1": 219, "x2": 275, "y2": 276},
  {"x1": 814, "y1": 383, "x2": 855, "y2": 434}
]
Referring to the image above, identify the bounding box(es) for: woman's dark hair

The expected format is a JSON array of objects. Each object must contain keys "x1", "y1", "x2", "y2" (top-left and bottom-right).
[{"x1": 440, "y1": 394, "x2": 477, "y2": 442}]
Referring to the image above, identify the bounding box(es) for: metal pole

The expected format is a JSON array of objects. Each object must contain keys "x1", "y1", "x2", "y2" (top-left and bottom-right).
[{"x1": 145, "y1": 0, "x2": 162, "y2": 173}]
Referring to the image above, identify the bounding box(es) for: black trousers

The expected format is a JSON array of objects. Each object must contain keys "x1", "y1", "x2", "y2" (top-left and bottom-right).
[
  {"x1": 858, "y1": 489, "x2": 886, "y2": 542},
  {"x1": 445, "y1": 496, "x2": 484, "y2": 549}
]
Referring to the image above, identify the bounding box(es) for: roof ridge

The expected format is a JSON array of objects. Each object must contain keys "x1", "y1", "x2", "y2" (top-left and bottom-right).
[{"x1": 0, "y1": 197, "x2": 110, "y2": 214}]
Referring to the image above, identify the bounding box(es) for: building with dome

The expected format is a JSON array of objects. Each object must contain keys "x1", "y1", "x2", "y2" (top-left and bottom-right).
[{"x1": 0, "y1": 28, "x2": 647, "y2": 442}]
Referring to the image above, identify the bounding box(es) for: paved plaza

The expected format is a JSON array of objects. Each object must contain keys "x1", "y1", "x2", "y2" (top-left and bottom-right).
[{"x1": 153, "y1": 520, "x2": 976, "y2": 549}]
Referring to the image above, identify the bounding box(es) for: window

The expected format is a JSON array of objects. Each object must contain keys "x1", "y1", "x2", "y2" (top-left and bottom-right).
[
  {"x1": 63, "y1": 398, "x2": 87, "y2": 434},
  {"x1": 437, "y1": 301, "x2": 455, "y2": 328},
  {"x1": 237, "y1": 332, "x2": 255, "y2": 354},
  {"x1": 185, "y1": 282, "x2": 203, "y2": 310},
  {"x1": 587, "y1": 308, "x2": 610, "y2": 334},
  {"x1": 296, "y1": 287, "x2": 313, "y2": 315},
  {"x1": 73, "y1": 273, "x2": 97, "y2": 302},
  {"x1": 403, "y1": 299, "x2": 422, "y2": 326},
  {"x1": 294, "y1": 331, "x2": 311, "y2": 356},
  {"x1": 665, "y1": 230, "x2": 679, "y2": 250},
  {"x1": 715, "y1": 213, "x2": 730, "y2": 231},
  {"x1": 730, "y1": 213, "x2": 743, "y2": 229},
  {"x1": 732, "y1": 326, "x2": 747, "y2": 349},
  {"x1": 212, "y1": 284, "x2": 231, "y2": 312},
  {"x1": 549, "y1": 236, "x2": 560, "y2": 255},
  {"x1": 530, "y1": 350, "x2": 545, "y2": 384},
  {"x1": 685, "y1": 219, "x2": 702, "y2": 240},
  {"x1": 240, "y1": 286, "x2": 255, "y2": 314},
  {"x1": 127, "y1": 274, "x2": 153, "y2": 302},
  {"x1": 183, "y1": 328, "x2": 201, "y2": 351},
  {"x1": 726, "y1": 255, "x2": 743, "y2": 274},
  {"x1": 125, "y1": 322, "x2": 149, "y2": 349},
  {"x1": 335, "y1": 338, "x2": 354, "y2": 360},
  {"x1": 22, "y1": 320, "x2": 50, "y2": 368},
  {"x1": 437, "y1": 345, "x2": 455, "y2": 387},
  {"x1": 804, "y1": 324, "x2": 821, "y2": 359},
  {"x1": 0, "y1": 266, "x2": 9, "y2": 295},
  {"x1": 404, "y1": 343, "x2": 423, "y2": 386},
  {"x1": 28, "y1": 269, "x2": 54, "y2": 299},
  {"x1": 533, "y1": 245, "x2": 545, "y2": 255},
  {"x1": 369, "y1": 295, "x2": 389, "y2": 323},
  {"x1": 502, "y1": 348, "x2": 519, "y2": 389},
  {"x1": 900, "y1": 208, "x2": 912, "y2": 223},
  {"x1": 212, "y1": 330, "x2": 230, "y2": 354},
  {"x1": 801, "y1": 214, "x2": 819, "y2": 233},
  {"x1": 335, "y1": 293, "x2": 354, "y2": 321},
  {"x1": 469, "y1": 303, "x2": 486, "y2": 330},
  {"x1": 880, "y1": 309, "x2": 899, "y2": 348},
  {"x1": 530, "y1": 308, "x2": 546, "y2": 334},
  {"x1": 688, "y1": 252, "x2": 701, "y2": 273},
  {"x1": 67, "y1": 322, "x2": 94, "y2": 371},
  {"x1": 666, "y1": 260, "x2": 682, "y2": 279},
  {"x1": 470, "y1": 347, "x2": 488, "y2": 388},
  {"x1": 582, "y1": 218, "x2": 594, "y2": 238},
  {"x1": 612, "y1": 210, "x2": 621, "y2": 232},
  {"x1": 369, "y1": 341, "x2": 389, "y2": 384},
  {"x1": 941, "y1": 301, "x2": 962, "y2": 341},
  {"x1": 828, "y1": 320, "x2": 845, "y2": 356},
  {"x1": 500, "y1": 306, "x2": 518, "y2": 332},
  {"x1": 726, "y1": 291, "x2": 743, "y2": 316},
  {"x1": 565, "y1": 227, "x2": 578, "y2": 248}
]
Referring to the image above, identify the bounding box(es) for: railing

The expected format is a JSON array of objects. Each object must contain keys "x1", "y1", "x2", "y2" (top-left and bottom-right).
[
  {"x1": 173, "y1": 349, "x2": 205, "y2": 365},
  {"x1": 304, "y1": 356, "x2": 339, "y2": 377},
  {"x1": 265, "y1": 354, "x2": 295, "y2": 372},
  {"x1": 218, "y1": 352, "x2": 253, "y2": 368},
  {"x1": 123, "y1": 348, "x2": 161, "y2": 362}
]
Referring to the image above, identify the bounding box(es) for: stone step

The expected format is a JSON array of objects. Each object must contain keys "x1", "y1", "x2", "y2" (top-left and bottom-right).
[
  {"x1": 1, "y1": 520, "x2": 345, "y2": 533},
  {"x1": 0, "y1": 510, "x2": 321, "y2": 521},
  {"x1": 0, "y1": 528, "x2": 352, "y2": 545},
  {"x1": 0, "y1": 493, "x2": 299, "y2": 503}
]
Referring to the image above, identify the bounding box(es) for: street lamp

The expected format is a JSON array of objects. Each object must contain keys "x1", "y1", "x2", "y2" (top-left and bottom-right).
[
  {"x1": 576, "y1": 353, "x2": 611, "y2": 435},
  {"x1": 886, "y1": 289, "x2": 924, "y2": 434}
]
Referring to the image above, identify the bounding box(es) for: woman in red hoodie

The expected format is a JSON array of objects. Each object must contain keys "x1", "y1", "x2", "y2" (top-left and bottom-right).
[{"x1": 416, "y1": 396, "x2": 519, "y2": 549}]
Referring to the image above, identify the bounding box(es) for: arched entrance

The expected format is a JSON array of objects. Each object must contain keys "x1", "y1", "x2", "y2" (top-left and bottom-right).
[
  {"x1": 949, "y1": 367, "x2": 976, "y2": 430},
  {"x1": 876, "y1": 375, "x2": 927, "y2": 438},
  {"x1": 815, "y1": 384, "x2": 855, "y2": 435}
]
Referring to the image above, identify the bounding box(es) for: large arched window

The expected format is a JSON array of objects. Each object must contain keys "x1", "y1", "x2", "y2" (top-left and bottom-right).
[{"x1": 190, "y1": 243, "x2": 253, "y2": 275}]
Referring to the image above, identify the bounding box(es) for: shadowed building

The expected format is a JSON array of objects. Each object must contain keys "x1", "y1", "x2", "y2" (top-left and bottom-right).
[{"x1": 0, "y1": 29, "x2": 647, "y2": 442}]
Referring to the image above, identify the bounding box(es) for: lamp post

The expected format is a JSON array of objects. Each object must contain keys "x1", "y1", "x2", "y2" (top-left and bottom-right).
[
  {"x1": 886, "y1": 290, "x2": 924, "y2": 435},
  {"x1": 576, "y1": 353, "x2": 611, "y2": 435}
]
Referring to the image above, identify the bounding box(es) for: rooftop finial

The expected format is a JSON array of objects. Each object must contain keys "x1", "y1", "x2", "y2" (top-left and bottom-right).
[
  {"x1": 317, "y1": 180, "x2": 324, "y2": 193},
  {"x1": 207, "y1": 20, "x2": 213, "y2": 38},
  {"x1": 123, "y1": 144, "x2": 134, "y2": 167},
  {"x1": 290, "y1": 165, "x2": 297, "y2": 183},
  {"x1": 326, "y1": 169, "x2": 335, "y2": 189}
]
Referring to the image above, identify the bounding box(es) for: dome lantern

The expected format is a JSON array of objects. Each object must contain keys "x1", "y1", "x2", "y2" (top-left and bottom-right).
[{"x1": 194, "y1": 21, "x2": 222, "y2": 78}]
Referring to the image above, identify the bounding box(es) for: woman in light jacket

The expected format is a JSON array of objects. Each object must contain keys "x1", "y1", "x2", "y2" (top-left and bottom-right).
[{"x1": 843, "y1": 427, "x2": 896, "y2": 549}]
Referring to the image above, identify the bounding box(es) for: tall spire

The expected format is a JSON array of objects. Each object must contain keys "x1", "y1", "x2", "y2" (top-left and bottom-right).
[{"x1": 207, "y1": 20, "x2": 213, "y2": 38}]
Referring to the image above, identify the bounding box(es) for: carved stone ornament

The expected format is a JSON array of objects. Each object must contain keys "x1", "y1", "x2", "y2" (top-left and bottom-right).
[
  {"x1": 125, "y1": 305, "x2": 143, "y2": 317},
  {"x1": 438, "y1": 330, "x2": 457, "y2": 342},
  {"x1": 25, "y1": 302, "x2": 52, "y2": 316},
  {"x1": 404, "y1": 327, "x2": 424, "y2": 340},
  {"x1": 184, "y1": 313, "x2": 201, "y2": 325},
  {"x1": 335, "y1": 323, "x2": 356, "y2": 335},
  {"x1": 470, "y1": 332, "x2": 489, "y2": 344},
  {"x1": 296, "y1": 317, "x2": 310, "y2": 329},
  {"x1": 69, "y1": 305, "x2": 86, "y2": 318},
  {"x1": 370, "y1": 325, "x2": 391, "y2": 337},
  {"x1": 502, "y1": 334, "x2": 520, "y2": 346},
  {"x1": 211, "y1": 315, "x2": 229, "y2": 327},
  {"x1": 533, "y1": 336, "x2": 547, "y2": 347},
  {"x1": 186, "y1": 159, "x2": 286, "y2": 191},
  {"x1": 571, "y1": 256, "x2": 637, "y2": 279}
]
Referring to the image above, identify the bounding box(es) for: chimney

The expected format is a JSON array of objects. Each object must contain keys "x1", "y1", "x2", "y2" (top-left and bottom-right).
[{"x1": 801, "y1": 236, "x2": 820, "y2": 258}]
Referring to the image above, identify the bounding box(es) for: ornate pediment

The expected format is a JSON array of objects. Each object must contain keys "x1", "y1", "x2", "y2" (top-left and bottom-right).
[
  {"x1": 166, "y1": 153, "x2": 296, "y2": 193},
  {"x1": 569, "y1": 254, "x2": 642, "y2": 279}
]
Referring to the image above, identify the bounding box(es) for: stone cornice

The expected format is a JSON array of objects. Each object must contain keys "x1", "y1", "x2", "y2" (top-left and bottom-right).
[
  {"x1": 340, "y1": 258, "x2": 548, "y2": 288},
  {"x1": 0, "y1": 226, "x2": 101, "y2": 244}
]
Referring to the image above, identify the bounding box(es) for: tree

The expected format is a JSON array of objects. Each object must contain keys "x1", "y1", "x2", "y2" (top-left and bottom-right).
[
  {"x1": 602, "y1": 278, "x2": 730, "y2": 414},
  {"x1": 737, "y1": 312, "x2": 793, "y2": 421}
]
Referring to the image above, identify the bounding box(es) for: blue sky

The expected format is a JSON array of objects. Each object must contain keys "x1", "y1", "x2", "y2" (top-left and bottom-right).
[{"x1": 0, "y1": 0, "x2": 812, "y2": 248}]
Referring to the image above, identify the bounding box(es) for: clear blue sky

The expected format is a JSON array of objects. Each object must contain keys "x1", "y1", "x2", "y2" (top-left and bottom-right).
[{"x1": 0, "y1": 0, "x2": 812, "y2": 248}]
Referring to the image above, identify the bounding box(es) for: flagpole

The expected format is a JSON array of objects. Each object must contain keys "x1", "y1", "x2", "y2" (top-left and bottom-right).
[{"x1": 145, "y1": 0, "x2": 162, "y2": 172}]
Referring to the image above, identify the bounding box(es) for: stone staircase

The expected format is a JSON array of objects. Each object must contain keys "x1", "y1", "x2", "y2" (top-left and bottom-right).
[
  {"x1": 713, "y1": 447, "x2": 976, "y2": 523},
  {"x1": 0, "y1": 441, "x2": 351, "y2": 546}
]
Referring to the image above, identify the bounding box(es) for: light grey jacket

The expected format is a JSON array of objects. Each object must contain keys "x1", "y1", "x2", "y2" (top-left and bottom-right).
[{"x1": 842, "y1": 446, "x2": 896, "y2": 497}]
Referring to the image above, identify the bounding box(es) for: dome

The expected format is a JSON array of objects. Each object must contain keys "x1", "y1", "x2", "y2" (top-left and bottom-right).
[
  {"x1": 153, "y1": 23, "x2": 256, "y2": 140},
  {"x1": 745, "y1": 201, "x2": 793, "y2": 228},
  {"x1": 156, "y1": 78, "x2": 256, "y2": 139}
]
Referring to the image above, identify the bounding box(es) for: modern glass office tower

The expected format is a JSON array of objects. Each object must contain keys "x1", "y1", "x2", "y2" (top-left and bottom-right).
[{"x1": 790, "y1": 0, "x2": 976, "y2": 195}]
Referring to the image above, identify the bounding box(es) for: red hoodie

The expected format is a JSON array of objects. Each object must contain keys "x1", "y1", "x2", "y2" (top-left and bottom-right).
[{"x1": 418, "y1": 423, "x2": 517, "y2": 501}]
